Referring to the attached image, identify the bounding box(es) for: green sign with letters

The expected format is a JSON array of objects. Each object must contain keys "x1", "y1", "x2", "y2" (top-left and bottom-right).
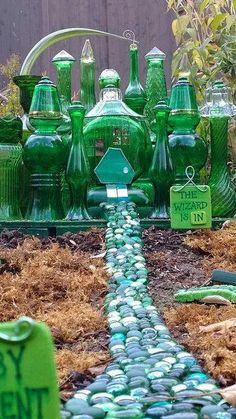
[
  {"x1": 170, "y1": 184, "x2": 212, "y2": 229},
  {"x1": 0, "y1": 317, "x2": 60, "y2": 418}
]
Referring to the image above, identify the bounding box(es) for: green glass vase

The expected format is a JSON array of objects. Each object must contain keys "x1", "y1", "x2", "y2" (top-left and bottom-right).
[
  {"x1": 144, "y1": 47, "x2": 167, "y2": 141},
  {"x1": 23, "y1": 76, "x2": 67, "y2": 221},
  {"x1": 201, "y1": 81, "x2": 236, "y2": 217},
  {"x1": 168, "y1": 77, "x2": 208, "y2": 184},
  {"x1": 0, "y1": 115, "x2": 23, "y2": 220},
  {"x1": 124, "y1": 43, "x2": 147, "y2": 115},
  {"x1": 149, "y1": 101, "x2": 174, "y2": 218},
  {"x1": 80, "y1": 39, "x2": 96, "y2": 113},
  {"x1": 66, "y1": 101, "x2": 91, "y2": 220}
]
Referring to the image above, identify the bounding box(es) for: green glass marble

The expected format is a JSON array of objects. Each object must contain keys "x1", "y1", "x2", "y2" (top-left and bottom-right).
[
  {"x1": 23, "y1": 76, "x2": 66, "y2": 220},
  {"x1": 80, "y1": 39, "x2": 96, "y2": 113},
  {"x1": 124, "y1": 43, "x2": 147, "y2": 115},
  {"x1": 66, "y1": 101, "x2": 91, "y2": 220},
  {"x1": 149, "y1": 101, "x2": 174, "y2": 218},
  {"x1": 168, "y1": 77, "x2": 208, "y2": 184}
]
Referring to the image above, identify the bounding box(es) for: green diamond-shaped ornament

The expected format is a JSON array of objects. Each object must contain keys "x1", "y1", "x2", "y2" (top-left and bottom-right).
[{"x1": 94, "y1": 147, "x2": 135, "y2": 184}]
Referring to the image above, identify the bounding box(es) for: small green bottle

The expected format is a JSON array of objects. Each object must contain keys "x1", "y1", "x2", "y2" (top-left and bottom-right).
[
  {"x1": 168, "y1": 77, "x2": 208, "y2": 184},
  {"x1": 80, "y1": 39, "x2": 96, "y2": 113},
  {"x1": 66, "y1": 101, "x2": 91, "y2": 220},
  {"x1": 144, "y1": 47, "x2": 167, "y2": 138},
  {"x1": 124, "y1": 43, "x2": 147, "y2": 115},
  {"x1": 149, "y1": 101, "x2": 174, "y2": 218},
  {"x1": 23, "y1": 76, "x2": 67, "y2": 221}
]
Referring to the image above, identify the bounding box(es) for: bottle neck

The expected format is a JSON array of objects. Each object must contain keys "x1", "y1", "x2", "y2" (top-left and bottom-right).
[
  {"x1": 130, "y1": 47, "x2": 139, "y2": 83},
  {"x1": 56, "y1": 65, "x2": 72, "y2": 103},
  {"x1": 70, "y1": 113, "x2": 84, "y2": 144},
  {"x1": 80, "y1": 60, "x2": 96, "y2": 111},
  {"x1": 155, "y1": 113, "x2": 168, "y2": 141}
]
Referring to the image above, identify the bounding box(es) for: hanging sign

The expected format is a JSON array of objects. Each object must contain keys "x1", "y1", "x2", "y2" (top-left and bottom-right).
[
  {"x1": 0, "y1": 317, "x2": 60, "y2": 418},
  {"x1": 170, "y1": 166, "x2": 212, "y2": 229}
]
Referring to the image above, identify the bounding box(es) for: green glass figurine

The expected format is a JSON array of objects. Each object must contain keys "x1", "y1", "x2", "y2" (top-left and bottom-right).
[
  {"x1": 200, "y1": 80, "x2": 236, "y2": 217},
  {"x1": 124, "y1": 42, "x2": 147, "y2": 115},
  {"x1": 144, "y1": 47, "x2": 167, "y2": 139},
  {"x1": 80, "y1": 39, "x2": 96, "y2": 113},
  {"x1": 23, "y1": 76, "x2": 67, "y2": 221},
  {"x1": 66, "y1": 101, "x2": 91, "y2": 220},
  {"x1": 168, "y1": 76, "x2": 208, "y2": 184},
  {"x1": 0, "y1": 115, "x2": 23, "y2": 220},
  {"x1": 149, "y1": 101, "x2": 174, "y2": 218}
]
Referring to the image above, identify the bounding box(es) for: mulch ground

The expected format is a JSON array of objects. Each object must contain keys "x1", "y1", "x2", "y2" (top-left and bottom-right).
[{"x1": 0, "y1": 222, "x2": 236, "y2": 397}]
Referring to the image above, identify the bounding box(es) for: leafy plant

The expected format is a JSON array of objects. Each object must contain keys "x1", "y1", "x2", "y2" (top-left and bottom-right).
[{"x1": 0, "y1": 54, "x2": 22, "y2": 116}]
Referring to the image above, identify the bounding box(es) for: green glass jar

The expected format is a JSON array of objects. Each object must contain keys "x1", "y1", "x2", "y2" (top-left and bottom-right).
[
  {"x1": 0, "y1": 115, "x2": 23, "y2": 220},
  {"x1": 80, "y1": 39, "x2": 96, "y2": 113},
  {"x1": 149, "y1": 101, "x2": 174, "y2": 218},
  {"x1": 66, "y1": 101, "x2": 91, "y2": 220},
  {"x1": 23, "y1": 76, "x2": 67, "y2": 221},
  {"x1": 124, "y1": 43, "x2": 147, "y2": 115},
  {"x1": 168, "y1": 77, "x2": 208, "y2": 184}
]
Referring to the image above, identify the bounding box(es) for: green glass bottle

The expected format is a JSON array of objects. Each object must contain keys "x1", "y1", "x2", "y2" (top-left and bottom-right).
[
  {"x1": 149, "y1": 101, "x2": 174, "y2": 218},
  {"x1": 201, "y1": 80, "x2": 236, "y2": 217},
  {"x1": 80, "y1": 39, "x2": 96, "y2": 113},
  {"x1": 23, "y1": 76, "x2": 67, "y2": 221},
  {"x1": 168, "y1": 77, "x2": 208, "y2": 184},
  {"x1": 144, "y1": 47, "x2": 167, "y2": 139},
  {"x1": 66, "y1": 101, "x2": 91, "y2": 220},
  {"x1": 0, "y1": 115, "x2": 23, "y2": 220},
  {"x1": 124, "y1": 43, "x2": 147, "y2": 115}
]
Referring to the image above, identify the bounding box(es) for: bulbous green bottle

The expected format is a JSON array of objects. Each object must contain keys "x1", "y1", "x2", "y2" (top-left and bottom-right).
[
  {"x1": 149, "y1": 101, "x2": 174, "y2": 218},
  {"x1": 168, "y1": 77, "x2": 208, "y2": 184},
  {"x1": 23, "y1": 76, "x2": 67, "y2": 221},
  {"x1": 66, "y1": 101, "x2": 91, "y2": 220},
  {"x1": 80, "y1": 39, "x2": 96, "y2": 113},
  {"x1": 0, "y1": 115, "x2": 23, "y2": 220},
  {"x1": 124, "y1": 43, "x2": 147, "y2": 115},
  {"x1": 201, "y1": 80, "x2": 236, "y2": 217}
]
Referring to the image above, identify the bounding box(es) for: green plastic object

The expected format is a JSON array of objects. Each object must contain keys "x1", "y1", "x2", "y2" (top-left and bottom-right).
[
  {"x1": 212, "y1": 269, "x2": 236, "y2": 286},
  {"x1": 0, "y1": 115, "x2": 23, "y2": 220},
  {"x1": 95, "y1": 147, "x2": 135, "y2": 184},
  {"x1": 144, "y1": 47, "x2": 167, "y2": 138},
  {"x1": 149, "y1": 101, "x2": 174, "y2": 219},
  {"x1": 124, "y1": 43, "x2": 147, "y2": 115},
  {"x1": 168, "y1": 77, "x2": 208, "y2": 184},
  {"x1": 175, "y1": 285, "x2": 236, "y2": 303},
  {"x1": 66, "y1": 101, "x2": 91, "y2": 220},
  {"x1": 80, "y1": 39, "x2": 96, "y2": 113},
  {"x1": 201, "y1": 81, "x2": 236, "y2": 217},
  {"x1": 23, "y1": 76, "x2": 67, "y2": 221},
  {"x1": 0, "y1": 317, "x2": 60, "y2": 418}
]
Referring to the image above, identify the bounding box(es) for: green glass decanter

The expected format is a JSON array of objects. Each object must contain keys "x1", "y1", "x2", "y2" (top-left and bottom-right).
[
  {"x1": 168, "y1": 76, "x2": 208, "y2": 184},
  {"x1": 66, "y1": 101, "x2": 91, "y2": 220},
  {"x1": 200, "y1": 80, "x2": 236, "y2": 217},
  {"x1": 80, "y1": 39, "x2": 96, "y2": 113},
  {"x1": 144, "y1": 47, "x2": 167, "y2": 139},
  {"x1": 0, "y1": 115, "x2": 23, "y2": 220},
  {"x1": 124, "y1": 43, "x2": 147, "y2": 115},
  {"x1": 149, "y1": 101, "x2": 174, "y2": 218},
  {"x1": 23, "y1": 76, "x2": 67, "y2": 221}
]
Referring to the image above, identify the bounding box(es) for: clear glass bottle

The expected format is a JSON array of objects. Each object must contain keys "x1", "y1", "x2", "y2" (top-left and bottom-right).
[
  {"x1": 149, "y1": 101, "x2": 174, "y2": 218},
  {"x1": 168, "y1": 76, "x2": 208, "y2": 184},
  {"x1": 124, "y1": 43, "x2": 147, "y2": 115},
  {"x1": 23, "y1": 76, "x2": 67, "y2": 220},
  {"x1": 66, "y1": 101, "x2": 91, "y2": 220},
  {"x1": 80, "y1": 39, "x2": 96, "y2": 113},
  {"x1": 200, "y1": 80, "x2": 236, "y2": 217},
  {"x1": 0, "y1": 115, "x2": 23, "y2": 220}
]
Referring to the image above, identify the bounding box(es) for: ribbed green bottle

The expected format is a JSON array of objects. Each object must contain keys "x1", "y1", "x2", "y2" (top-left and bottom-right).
[{"x1": 80, "y1": 39, "x2": 96, "y2": 113}]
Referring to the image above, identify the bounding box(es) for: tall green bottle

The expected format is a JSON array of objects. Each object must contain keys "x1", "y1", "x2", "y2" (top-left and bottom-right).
[
  {"x1": 168, "y1": 77, "x2": 208, "y2": 184},
  {"x1": 124, "y1": 43, "x2": 147, "y2": 115},
  {"x1": 80, "y1": 39, "x2": 96, "y2": 113},
  {"x1": 201, "y1": 80, "x2": 236, "y2": 217},
  {"x1": 23, "y1": 76, "x2": 67, "y2": 221},
  {"x1": 144, "y1": 47, "x2": 167, "y2": 139},
  {"x1": 149, "y1": 101, "x2": 174, "y2": 218},
  {"x1": 66, "y1": 101, "x2": 91, "y2": 220}
]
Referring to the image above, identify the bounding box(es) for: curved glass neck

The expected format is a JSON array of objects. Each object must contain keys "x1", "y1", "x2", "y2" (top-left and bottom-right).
[
  {"x1": 70, "y1": 112, "x2": 84, "y2": 142},
  {"x1": 129, "y1": 47, "x2": 139, "y2": 83},
  {"x1": 155, "y1": 112, "x2": 169, "y2": 137},
  {"x1": 100, "y1": 88, "x2": 122, "y2": 101}
]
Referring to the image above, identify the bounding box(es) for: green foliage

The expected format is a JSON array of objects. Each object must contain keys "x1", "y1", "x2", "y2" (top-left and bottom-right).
[
  {"x1": 167, "y1": 0, "x2": 236, "y2": 102},
  {"x1": 0, "y1": 54, "x2": 22, "y2": 116}
]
